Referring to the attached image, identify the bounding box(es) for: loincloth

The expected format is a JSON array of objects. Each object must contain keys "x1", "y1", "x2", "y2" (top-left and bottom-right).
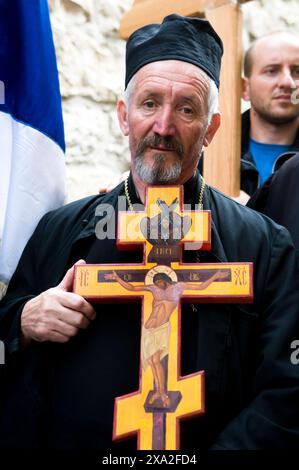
[{"x1": 141, "y1": 322, "x2": 171, "y2": 371}]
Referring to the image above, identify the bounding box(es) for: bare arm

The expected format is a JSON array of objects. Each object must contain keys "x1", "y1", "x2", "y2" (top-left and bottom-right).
[
  {"x1": 180, "y1": 270, "x2": 229, "y2": 291},
  {"x1": 104, "y1": 272, "x2": 148, "y2": 292}
]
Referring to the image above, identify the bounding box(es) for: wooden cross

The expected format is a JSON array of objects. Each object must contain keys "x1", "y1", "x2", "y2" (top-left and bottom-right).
[
  {"x1": 74, "y1": 185, "x2": 253, "y2": 450},
  {"x1": 119, "y1": 0, "x2": 253, "y2": 197}
]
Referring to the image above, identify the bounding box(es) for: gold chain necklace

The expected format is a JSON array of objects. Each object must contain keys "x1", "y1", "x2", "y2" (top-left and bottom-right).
[
  {"x1": 124, "y1": 173, "x2": 205, "y2": 313},
  {"x1": 124, "y1": 174, "x2": 205, "y2": 211}
]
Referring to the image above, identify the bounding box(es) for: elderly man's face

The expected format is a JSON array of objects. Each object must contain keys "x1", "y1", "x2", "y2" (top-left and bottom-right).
[
  {"x1": 117, "y1": 60, "x2": 219, "y2": 185},
  {"x1": 242, "y1": 34, "x2": 299, "y2": 125}
]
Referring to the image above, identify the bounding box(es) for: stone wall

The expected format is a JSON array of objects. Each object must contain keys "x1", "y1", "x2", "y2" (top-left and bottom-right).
[
  {"x1": 49, "y1": 0, "x2": 299, "y2": 202},
  {"x1": 49, "y1": 0, "x2": 133, "y2": 202},
  {"x1": 242, "y1": 0, "x2": 299, "y2": 48}
]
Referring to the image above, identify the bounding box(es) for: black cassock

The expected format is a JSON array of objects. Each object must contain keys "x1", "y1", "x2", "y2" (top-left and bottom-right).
[
  {"x1": 1, "y1": 172, "x2": 299, "y2": 450},
  {"x1": 248, "y1": 152, "x2": 299, "y2": 255}
]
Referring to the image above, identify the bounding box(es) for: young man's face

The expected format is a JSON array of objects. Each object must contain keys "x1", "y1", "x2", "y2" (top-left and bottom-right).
[
  {"x1": 242, "y1": 34, "x2": 299, "y2": 125},
  {"x1": 117, "y1": 60, "x2": 220, "y2": 185}
]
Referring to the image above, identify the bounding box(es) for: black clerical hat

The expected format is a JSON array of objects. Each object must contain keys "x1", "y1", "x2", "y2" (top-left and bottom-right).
[{"x1": 125, "y1": 14, "x2": 223, "y2": 89}]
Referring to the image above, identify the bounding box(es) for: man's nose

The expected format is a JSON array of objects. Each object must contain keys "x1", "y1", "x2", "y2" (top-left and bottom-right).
[
  {"x1": 152, "y1": 106, "x2": 176, "y2": 136},
  {"x1": 278, "y1": 68, "x2": 297, "y2": 89}
]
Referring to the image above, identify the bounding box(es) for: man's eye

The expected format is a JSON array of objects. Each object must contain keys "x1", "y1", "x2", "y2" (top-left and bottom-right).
[
  {"x1": 265, "y1": 68, "x2": 277, "y2": 75},
  {"x1": 292, "y1": 68, "x2": 299, "y2": 78},
  {"x1": 180, "y1": 107, "x2": 193, "y2": 115},
  {"x1": 143, "y1": 101, "x2": 155, "y2": 108}
]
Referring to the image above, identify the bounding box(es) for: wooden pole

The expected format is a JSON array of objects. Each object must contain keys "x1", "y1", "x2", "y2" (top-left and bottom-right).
[
  {"x1": 204, "y1": 2, "x2": 243, "y2": 196},
  {"x1": 120, "y1": 0, "x2": 230, "y2": 39}
]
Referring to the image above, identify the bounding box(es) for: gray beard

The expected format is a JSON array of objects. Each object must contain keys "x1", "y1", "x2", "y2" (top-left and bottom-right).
[{"x1": 135, "y1": 153, "x2": 182, "y2": 184}]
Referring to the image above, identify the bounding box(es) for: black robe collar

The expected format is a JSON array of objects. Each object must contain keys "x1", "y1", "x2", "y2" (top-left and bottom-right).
[{"x1": 126, "y1": 170, "x2": 202, "y2": 209}]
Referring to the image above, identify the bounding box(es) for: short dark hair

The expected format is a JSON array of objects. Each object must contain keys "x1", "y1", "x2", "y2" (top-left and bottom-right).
[
  {"x1": 153, "y1": 273, "x2": 173, "y2": 285},
  {"x1": 244, "y1": 42, "x2": 255, "y2": 77}
]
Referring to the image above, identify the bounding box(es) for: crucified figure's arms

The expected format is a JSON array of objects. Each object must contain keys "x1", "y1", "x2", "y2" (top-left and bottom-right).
[
  {"x1": 104, "y1": 271, "x2": 149, "y2": 292},
  {"x1": 180, "y1": 270, "x2": 229, "y2": 291}
]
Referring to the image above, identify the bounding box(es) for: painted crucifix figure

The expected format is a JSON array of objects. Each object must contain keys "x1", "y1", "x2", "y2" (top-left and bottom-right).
[
  {"x1": 105, "y1": 268, "x2": 228, "y2": 409},
  {"x1": 74, "y1": 185, "x2": 253, "y2": 450}
]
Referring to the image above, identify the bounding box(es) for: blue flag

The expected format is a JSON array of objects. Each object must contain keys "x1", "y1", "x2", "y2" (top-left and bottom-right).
[{"x1": 0, "y1": 0, "x2": 65, "y2": 285}]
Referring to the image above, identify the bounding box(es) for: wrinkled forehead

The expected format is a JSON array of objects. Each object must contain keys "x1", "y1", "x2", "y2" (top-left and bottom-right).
[
  {"x1": 135, "y1": 60, "x2": 209, "y2": 82},
  {"x1": 132, "y1": 60, "x2": 210, "y2": 99}
]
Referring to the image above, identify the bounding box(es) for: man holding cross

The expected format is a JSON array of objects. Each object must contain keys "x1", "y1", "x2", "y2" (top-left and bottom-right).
[{"x1": 0, "y1": 14, "x2": 299, "y2": 450}]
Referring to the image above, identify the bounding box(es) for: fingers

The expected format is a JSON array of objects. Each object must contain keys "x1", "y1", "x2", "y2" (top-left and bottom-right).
[
  {"x1": 21, "y1": 286, "x2": 96, "y2": 345},
  {"x1": 55, "y1": 320, "x2": 79, "y2": 338},
  {"x1": 24, "y1": 309, "x2": 92, "y2": 343},
  {"x1": 59, "y1": 259, "x2": 86, "y2": 292},
  {"x1": 21, "y1": 260, "x2": 96, "y2": 345},
  {"x1": 39, "y1": 288, "x2": 96, "y2": 321},
  {"x1": 57, "y1": 307, "x2": 91, "y2": 329},
  {"x1": 59, "y1": 291, "x2": 96, "y2": 321},
  {"x1": 35, "y1": 330, "x2": 70, "y2": 343},
  {"x1": 98, "y1": 171, "x2": 128, "y2": 194},
  {"x1": 27, "y1": 321, "x2": 72, "y2": 343}
]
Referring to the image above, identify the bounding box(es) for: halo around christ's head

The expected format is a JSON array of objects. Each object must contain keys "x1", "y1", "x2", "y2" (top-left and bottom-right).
[{"x1": 145, "y1": 265, "x2": 178, "y2": 285}]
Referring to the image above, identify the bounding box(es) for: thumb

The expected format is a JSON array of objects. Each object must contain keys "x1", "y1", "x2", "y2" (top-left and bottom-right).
[{"x1": 59, "y1": 259, "x2": 86, "y2": 292}]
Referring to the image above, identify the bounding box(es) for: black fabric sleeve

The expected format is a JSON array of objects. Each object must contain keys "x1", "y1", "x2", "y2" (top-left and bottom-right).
[
  {"x1": 246, "y1": 175, "x2": 272, "y2": 212},
  {"x1": 0, "y1": 215, "x2": 49, "y2": 356},
  {"x1": 210, "y1": 227, "x2": 299, "y2": 449}
]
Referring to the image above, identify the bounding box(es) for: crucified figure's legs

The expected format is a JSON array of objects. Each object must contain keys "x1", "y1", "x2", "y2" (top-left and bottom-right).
[
  {"x1": 149, "y1": 351, "x2": 170, "y2": 407},
  {"x1": 148, "y1": 355, "x2": 159, "y2": 402}
]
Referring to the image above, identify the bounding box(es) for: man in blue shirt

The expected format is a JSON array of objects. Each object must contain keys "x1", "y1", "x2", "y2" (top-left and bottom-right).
[{"x1": 241, "y1": 31, "x2": 299, "y2": 198}]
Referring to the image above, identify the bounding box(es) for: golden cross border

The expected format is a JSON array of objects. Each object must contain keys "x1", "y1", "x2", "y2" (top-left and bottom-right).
[{"x1": 74, "y1": 185, "x2": 253, "y2": 450}]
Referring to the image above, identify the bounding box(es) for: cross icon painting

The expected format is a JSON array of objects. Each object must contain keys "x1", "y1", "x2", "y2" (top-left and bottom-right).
[{"x1": 74, "y1": 185, "x2": 253, "y2": 450}]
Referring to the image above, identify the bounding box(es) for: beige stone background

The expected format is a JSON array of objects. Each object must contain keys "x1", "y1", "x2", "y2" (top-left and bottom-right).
[{"x1": 49, "y1": 0, "x2": 299, "y2": 203}]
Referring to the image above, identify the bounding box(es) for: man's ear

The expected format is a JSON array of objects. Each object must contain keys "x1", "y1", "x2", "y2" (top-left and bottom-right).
[
  {"x1": 242, "y1": 77, "x2": 250, "y2": 102},
  {"x1": 117, "y1": 99, "x2": 129, "y2": 136},
  {"x1": 203, "y1": 113, "x2": 221, "y2": 147}
]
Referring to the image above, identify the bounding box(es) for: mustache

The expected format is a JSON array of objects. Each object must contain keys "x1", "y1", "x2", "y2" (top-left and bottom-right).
[{"x1": 136, "y1": 134, "x2": 184, "y2": 159}]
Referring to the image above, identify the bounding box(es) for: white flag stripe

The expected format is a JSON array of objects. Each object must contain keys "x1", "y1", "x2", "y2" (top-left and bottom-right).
[
  {"x1": 0, "y1": 113, "x2": 13, "y2": 243},
  {"x1": 0, "y1": 113, "x2": 65, "y2": 283}
]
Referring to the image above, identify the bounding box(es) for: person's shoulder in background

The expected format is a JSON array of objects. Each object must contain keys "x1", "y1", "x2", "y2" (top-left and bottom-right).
[{"x1": 247, "y1": 153, "x2": 299, "y2": 251}]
